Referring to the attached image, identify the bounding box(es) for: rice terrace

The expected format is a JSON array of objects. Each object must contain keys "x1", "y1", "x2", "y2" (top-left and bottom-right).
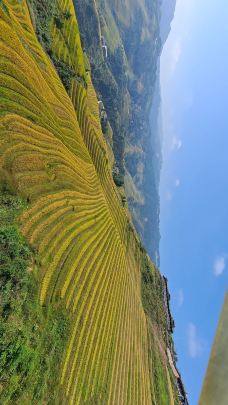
[{"x1": 1, "y1": 0, "x2": 224, "y2": 404}]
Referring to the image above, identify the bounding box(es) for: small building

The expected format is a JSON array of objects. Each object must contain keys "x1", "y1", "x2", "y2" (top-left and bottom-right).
[
  {"x1": 101, "y1": 35, "x2": 105, "y2": 47},
  {"x1": 102, "y1": 45, "x2": 108, "y2": 58},
  {"x1": 112, "y1": 166, "x2": 120, "y2": 176},
  {"x1": 100, "y1": 35, "x2": 108, "y2": 58},
  {"x1": 100, "y1": 109, "x2": 107, "y2": 122},
  {"x1": 98, "y1": 100, "x2": 104, "y2": 114},
  {"x1": 121, "y1": 196, "x2": 127, "y2": 206}
]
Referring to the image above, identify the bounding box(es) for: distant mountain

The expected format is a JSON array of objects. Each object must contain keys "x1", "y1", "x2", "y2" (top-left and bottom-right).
[{"x1": 160, "y1": 0, "x2": 177, "y2": 44}]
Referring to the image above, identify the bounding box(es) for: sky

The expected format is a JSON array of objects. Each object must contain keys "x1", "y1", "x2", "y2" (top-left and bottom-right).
[{"x1": 160, "y1": 0, "x2": 228, "y2": 404}]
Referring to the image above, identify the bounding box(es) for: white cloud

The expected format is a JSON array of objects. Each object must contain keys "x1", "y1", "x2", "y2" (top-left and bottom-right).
[
  {"x1": 177, "y1": 289, "x2": 184, "y2": 307},
  {"x1": 213, "y1": 255, "x2": 226, "y2": 277},
  {"x1": 175, "y1": 178, "x2": 180, "y2": 188},
  {"x1": 187, "y1": 323, "x2": 205, "y2": 358},
  {"x1": 170, "y1": 38, "x2": 182, "y2": 75},
  {"x1": 171, "y1": 136, "x2": 182, "y2": 151},
  {"x1": 166, "y1": 191, "x2": 172, "y2": 201}
]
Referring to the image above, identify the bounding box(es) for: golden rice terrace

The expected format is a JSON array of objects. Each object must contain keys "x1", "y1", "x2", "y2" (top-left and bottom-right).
[{"x1": 0, "y1": 0, "x2": 182, "y2": 403}]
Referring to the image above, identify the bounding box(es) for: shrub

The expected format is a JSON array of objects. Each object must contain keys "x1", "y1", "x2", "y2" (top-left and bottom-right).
[
  {"x1": 63, "y1": 10, "x2": 72, "y2": 20},
  {"x1": 29, "y1": 0, "x2": 57, "y2": 50},
  {"x1": 54, "y1": 15, "x2": 63, "y2": 30},
  {"x1": 51, "y1": 56, "x2": 76, "y2": 92},
  {"x1": 113, "y1": 173, "x2": 124, "y2": 187},
  {"x1": 30, "y1": 1, "x2": 73, "y2": 92},
  {"x1": 141, "y1": 255, "x2": 167, "y2": 334}
]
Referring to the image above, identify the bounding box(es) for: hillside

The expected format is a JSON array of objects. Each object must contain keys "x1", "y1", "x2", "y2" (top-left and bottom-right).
[
  {"x1": 73, "y1": 0, "x2": 162, "y2": 263},
  {"x1": 0, "y1": 0, "x2": 184, "y2": 403},
  {"x1": 160, "y1": 0, "x2": 177, "y2": 44},
  {"x1": 200, "y1": 292, "x2": 228, "y2": 404}
]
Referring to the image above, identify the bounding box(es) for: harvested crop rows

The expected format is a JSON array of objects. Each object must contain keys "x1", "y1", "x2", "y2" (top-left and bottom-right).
[{"x1": 0, "y1": 1, "x2": 175, "y2": 404}]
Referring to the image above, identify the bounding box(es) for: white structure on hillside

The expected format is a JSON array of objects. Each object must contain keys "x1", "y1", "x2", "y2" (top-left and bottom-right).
[{"x1": 100, "y1": 35, "x2": 108, "y2": 58}]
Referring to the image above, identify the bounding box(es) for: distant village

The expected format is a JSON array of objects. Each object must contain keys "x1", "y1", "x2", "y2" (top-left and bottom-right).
[{"x1": 101, "y1": 35, "x2": 108, "y2": 58}]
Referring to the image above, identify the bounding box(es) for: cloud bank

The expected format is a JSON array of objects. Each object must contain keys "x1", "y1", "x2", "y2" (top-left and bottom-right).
[
  {"x1": 171, "y1": 136, "x2": 182, "y2": 151},
  {"x1": 170, "y1": 38, "x2": 182, "y2": 75},
  {"x1": 213, "y1": 255, "x2": 226, "y2": 277},
  {"x1": 175, "y1": 178, "x2": 181, "y2": 188},
  {"x1": 187, "y1": 323, "x2": 205, "y2": 358},
  {"x1": 177, "y1": 288, "x2": 184, "y2": 307}
]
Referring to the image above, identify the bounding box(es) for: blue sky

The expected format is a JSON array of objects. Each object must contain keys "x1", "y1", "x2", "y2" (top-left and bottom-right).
[{"x1": 160, "y1": 0, "x2": 228, "y2": 403}]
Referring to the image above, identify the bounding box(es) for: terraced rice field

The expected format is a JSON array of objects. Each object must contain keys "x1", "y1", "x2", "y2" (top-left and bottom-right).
[
  {"x1": 51, "y1": 0, "x2": 86, "y2": 80},
  {"x1": 0, "y1": 1, "x2": 177, "y2": 403}
]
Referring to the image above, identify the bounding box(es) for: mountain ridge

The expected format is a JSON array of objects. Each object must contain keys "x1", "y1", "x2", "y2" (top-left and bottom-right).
[{"x1": 160, "y1": 0, "x2": 177, "y2": 44}]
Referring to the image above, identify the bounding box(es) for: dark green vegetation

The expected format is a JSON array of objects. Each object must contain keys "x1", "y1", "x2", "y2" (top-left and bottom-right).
[
  {"x1": 51, "y1": 55, "x2": 84, "y2": 92},
  {"x1": 28, "y1": 0, "x2": 57, "y2": 48},
  {"x1": 141, "y1": 255, "x2": 166, "y2": 332},
  {"x1": 29, "y1": 0, "x2": 85, "y2": 91},
  {"x1": 113, "y1": 173, "x2": 124, "y2": 187},
  {"x1": 0, "y1": 191, "x2": 69, "y2": 403}
]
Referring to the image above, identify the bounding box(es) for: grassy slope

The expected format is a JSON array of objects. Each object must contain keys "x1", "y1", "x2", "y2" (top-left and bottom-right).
[
  {"x1": 199, "y1": 292, "x2": 228, "y2": 405},
  {"x1": 0, "y1": 191, "x2": 69, "y2": 403},
  {"x1": 0, "y1": 0, "x2": 178, "y2": 403}
]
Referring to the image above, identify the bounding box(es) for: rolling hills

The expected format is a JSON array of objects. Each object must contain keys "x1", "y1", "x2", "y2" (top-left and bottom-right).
[{"x1": 0, "y1": 0, "x2": 183, "y2": 403}]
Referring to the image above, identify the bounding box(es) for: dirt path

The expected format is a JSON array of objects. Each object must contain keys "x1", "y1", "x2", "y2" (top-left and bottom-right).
[{"x1": 166, "y1": 365, "x2": 175, "y2": 405}]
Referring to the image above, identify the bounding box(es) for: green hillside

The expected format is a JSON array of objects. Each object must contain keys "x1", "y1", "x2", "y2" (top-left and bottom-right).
[
  {"x1": 74, "y1": 0, "x2": 162, "y2": 264},
  {"x1": 200, "y1": 292, "x2": 228, "y2": 405},
  {"x1": 0, "y1": 0, "x2": 181, "y2": 403}
]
